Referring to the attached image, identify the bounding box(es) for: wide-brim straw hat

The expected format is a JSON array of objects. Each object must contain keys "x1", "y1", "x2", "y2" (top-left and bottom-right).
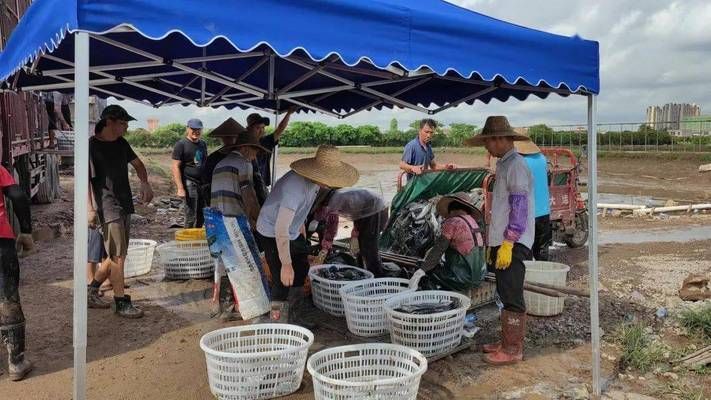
[
  {"x1": 436, "y1": 192, "x2": 484, "y2": 221},
  {"x1": 290, "y1": 145, "x2": 359, "y2": 188},
  {"x1": 208, "y1": 117, "x2": 246, "y2": 138},
  {"x1": 464, "y1": 116, "x2": 530, "y2": 147},
  {"x1": 223, "y1": 128, "x2": 271, "y2": 154},
  {"x1": 515, "y1": 139, "x2": 541, "y2": 155}
]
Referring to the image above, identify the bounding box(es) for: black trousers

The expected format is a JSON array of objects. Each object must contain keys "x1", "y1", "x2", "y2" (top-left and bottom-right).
[
  {"x1": 532, "y1": 215, "x2": 552, "y2": 261},
  {"x1": 257, "y1": 233, "x2": 310, "y2": 301},
  {"x1": 488, "y1": 243, "x2": 532, "y2": 313},
  {"x1": 184, "y1": 179, "x2": 205, "y2": 228},
  {"x1": 0, "y1": 239, "x2": 24, "y2": 327},
  {"x1": 353, "y1": 211, "x2": 386, "y2": 277}
]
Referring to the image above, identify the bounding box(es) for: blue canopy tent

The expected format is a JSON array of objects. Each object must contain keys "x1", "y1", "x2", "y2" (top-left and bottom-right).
[{"x1": 0, "y1": 0, "x2": 600, "y2": 398}]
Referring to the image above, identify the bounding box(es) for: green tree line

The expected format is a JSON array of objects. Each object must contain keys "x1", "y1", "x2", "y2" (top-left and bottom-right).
[{"x1": 126, "y1": 120, "x2": 702, "y2": 149}]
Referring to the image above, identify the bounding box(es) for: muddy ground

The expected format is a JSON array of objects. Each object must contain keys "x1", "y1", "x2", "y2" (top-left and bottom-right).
[{"x1": 0, "y1": 152, "x2": 709, "y2": 399}]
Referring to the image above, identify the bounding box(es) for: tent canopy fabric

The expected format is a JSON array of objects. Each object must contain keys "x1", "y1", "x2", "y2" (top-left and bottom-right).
[{"x1": 0, "y1": 0, "x2": 599, "y2": 115}]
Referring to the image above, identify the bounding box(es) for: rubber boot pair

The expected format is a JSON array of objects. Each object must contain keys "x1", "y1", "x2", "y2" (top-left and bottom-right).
[
  {"x1": 1, "y1": 323, "x2": 33, "y2": 381},
  {"x1": 483, "y1": 309, "x2": 526, "y2": 365}
]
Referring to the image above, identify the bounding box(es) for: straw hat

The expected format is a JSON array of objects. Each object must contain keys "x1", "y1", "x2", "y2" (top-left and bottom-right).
[
  {"x1": 290, "y1": 145, "x2": 359, "y2": 188},
  {"x1": 436, "y1": 192, "x2": 483, "y2": 221},
  {"x1": 464, "y1": 116, "x2": 530, "y2": 147},
  {"x1": 208, "y1": 117, "x2": 246, "y2": 137},
  {"x1": 223, "y1": 128, "x2": 271, "y2": 154},
  {"x1": 514, "y1": 139, "x2": 541, "y2": 155}
]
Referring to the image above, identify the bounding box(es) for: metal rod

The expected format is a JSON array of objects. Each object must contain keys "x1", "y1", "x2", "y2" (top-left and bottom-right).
[
  {"x1": 40, "y1": 52, "x2": 265, "y2": 76},
  {"x1": 342, "y1": 77, "x2": 433, "y2": 118},
  {"x1": 286, "y1": 98, "x2": 342, "y2": 119},
  {"x1": 89, "y1": 35, "x2": 265, "y2": 97},
  {"x1": 432, "y1": 86, "x2": 498, "y2": 113},
  {"x1": 73, "y1": 31, "x2": 89, "y2": 400},
  {"x1": 200, "y1": 48, "x2": 206, "y2": 105},
  {"x1": 358, "y1": 86, "x2": 431, "y2": 114},
  {"x1": 204, "y1": 55, "x2": 269, "y2": 106},
  {"x1": 587, "y1": 94, "x2": 601, "y2": 397},
  {"x1": 279, "y1": 84, "x2": 353, "y2": 99}
]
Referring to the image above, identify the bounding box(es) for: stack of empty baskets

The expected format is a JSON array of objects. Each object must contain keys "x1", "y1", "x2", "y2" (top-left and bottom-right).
[
  {"x1": 124, "y1": 239, "x2": 157, "y2": 278},
  {"x1": 157, "y1": 228, "x2": 212, "y2": 279}
]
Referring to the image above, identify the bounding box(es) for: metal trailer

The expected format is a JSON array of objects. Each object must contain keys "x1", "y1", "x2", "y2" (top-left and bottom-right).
[{"x1": 0, "y1": 0, "x2": 59, "y2": 203}]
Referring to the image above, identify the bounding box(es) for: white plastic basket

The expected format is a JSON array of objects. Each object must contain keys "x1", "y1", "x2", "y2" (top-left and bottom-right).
[
  {"x1": 384, "y1": 290, "x2": 471, "y2": 358},
  {"x1": 307, "y1": 343, "x2": 427, "y2": 400},
  {"x1": 524, "y1": 261, "x2": 570, "y2": 316},
  {"x1": 157, "y1": 240, "x2": 213, "y2": 280},
  {"x1": 308, "y1": 264, "x2": 374, "y2": 317},
  {"x1": 124, "y1": 239, "x2": 157, "y2": 278},
  {"x1": 339, "y1": 278, "x2": 416, "y2": 337},
  {"x1": 200, "y1": 324, "x2": 314, "y2": 400}
]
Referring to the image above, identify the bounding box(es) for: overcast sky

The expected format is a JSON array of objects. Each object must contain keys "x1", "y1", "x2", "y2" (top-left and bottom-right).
[{"x1": 115, "y1": 0, "x2": 711, "y2": 130}]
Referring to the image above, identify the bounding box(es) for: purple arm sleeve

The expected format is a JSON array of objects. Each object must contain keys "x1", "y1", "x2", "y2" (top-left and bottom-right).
[{"x1": 505, "y1": 192, "x2": 528, "y2": 242}]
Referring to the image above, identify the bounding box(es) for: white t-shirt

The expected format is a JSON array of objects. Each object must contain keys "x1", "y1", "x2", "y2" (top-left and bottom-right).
[{"x1": 256, "y1": 170, "x2": 320, "y2": 240}]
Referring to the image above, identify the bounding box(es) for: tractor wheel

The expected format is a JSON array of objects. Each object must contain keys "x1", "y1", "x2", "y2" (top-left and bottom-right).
[{"x1": 564, "y1": 211, "x2": 589, "y2": 248}]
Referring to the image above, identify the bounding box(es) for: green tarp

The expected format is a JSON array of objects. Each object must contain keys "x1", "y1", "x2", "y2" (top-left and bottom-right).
[{"x1": 389, "y1": 168, "x2": 490, "y2": 215}]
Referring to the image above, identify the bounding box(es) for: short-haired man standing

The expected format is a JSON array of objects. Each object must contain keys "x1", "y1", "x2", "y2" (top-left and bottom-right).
[
  {"x1": 400, "y1": 118, "x2": 455, "y2": 179},
  {"x1": 171, "y1": 118, "x2": 207, "y2": 228},
  {"x1": 87, "y1": 105, "x2": 153, "y2": 318},
  {"x1": 465, "y1": 116, "x2": 534, "y2": 365},
  {"x1": 246, "y1": 106, "x2": 296, "y2": 187}
]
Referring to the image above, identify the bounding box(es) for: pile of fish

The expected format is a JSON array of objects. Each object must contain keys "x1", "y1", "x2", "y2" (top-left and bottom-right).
[
  {"x1": 316, "y1": 265, "x2": 370, "y2": 281},
  {"x1": 386, "y1": 199, "x2": 439, "y2": 257},
  {"x1": 394, "y1": 298, "x2": 461, "y2": 315}
]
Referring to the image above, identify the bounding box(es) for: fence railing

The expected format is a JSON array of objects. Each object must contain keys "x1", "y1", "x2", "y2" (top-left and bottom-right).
[{"x1": 526, "y1": 120, "x2": 711, "y2": 155}]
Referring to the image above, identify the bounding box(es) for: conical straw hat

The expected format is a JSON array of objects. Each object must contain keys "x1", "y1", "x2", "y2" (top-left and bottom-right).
[{"x1": 290, "y1": 145, "x2": 359, "y2": 188}]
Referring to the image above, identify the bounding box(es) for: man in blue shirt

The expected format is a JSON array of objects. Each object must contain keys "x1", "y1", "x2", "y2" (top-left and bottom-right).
[
  {"x1": 400, "y1": 119, "x2": 455, "y2": 179},
  {"x1": 516, "y1": 140, "x2": 552, "y2": 261}
]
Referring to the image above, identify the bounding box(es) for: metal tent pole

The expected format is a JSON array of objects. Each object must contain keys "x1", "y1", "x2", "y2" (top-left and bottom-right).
[
  {"x1": 73, "y1": 31, "x2": 90, "y2": 400},
  {"x1": 587, "y1": 94, "x2": 601, "y2": 397}
]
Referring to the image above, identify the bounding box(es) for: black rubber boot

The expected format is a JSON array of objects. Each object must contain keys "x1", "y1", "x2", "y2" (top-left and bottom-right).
[
  {"x1": 3, "y1": 323, "x2": 33, "y2": 381},
  {"x1": 88, "y1": 286, "x2": 111, "y2": 309},
  {"x1": 113, "y1": 295, "x2": 144, "y2": 319},
  {"x1": 287, "y1": 288, "x2": 316, "y2": 330},
  {"x1": 218, "y1": 276, "x2": 241, "y2": 322}
]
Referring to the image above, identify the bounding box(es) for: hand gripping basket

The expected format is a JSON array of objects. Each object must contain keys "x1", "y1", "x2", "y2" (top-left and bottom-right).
[
  {"x1": 307, "y1": 343, "x2": 428, "y2": 400},
  {"x1": 308, "y1": 264, "x2": 374, "y2": 317},
  {"x1": 124, "y1": 239, "x2": 157, "y2": 278},
  {"x1": 384, "y1": 290, "x2": 471, "y2": 358},
  {"x1": 339, "y1": 278, "x2": 416, "y2": 337},
  {"x1": 200, "y1": 324, "x2": 314, "y2": 400},
  {"x1": 157, "y1": 240, "x2": 213, "y2": 280}
]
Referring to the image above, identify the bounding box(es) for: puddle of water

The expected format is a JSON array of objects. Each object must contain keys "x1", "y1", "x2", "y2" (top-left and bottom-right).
[{"x1": 600, "y1": 225, "x2": 711, "y2": 245}]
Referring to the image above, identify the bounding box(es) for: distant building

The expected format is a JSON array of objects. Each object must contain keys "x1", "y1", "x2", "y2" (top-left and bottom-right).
[
  {"x1": 147, "y1": 118, "x2": 160, "y2": 132},
  {"x1": 680, "y1": 115, "x2": 711, "y2": 136},
  {"x1": 646, "y1": 103, "x2": 701, "y2": 130}
]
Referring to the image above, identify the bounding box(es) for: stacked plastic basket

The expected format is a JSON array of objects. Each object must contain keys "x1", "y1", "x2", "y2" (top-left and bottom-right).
[
  {"x1": 339, "y1": 277, "x2": 416, "y2": 337},
  {"x1": 308, "y1": 264, "x2": 374, "y2": 316},
  {"x1": 157, "y1": 240, "x2": 213, "y2": 279},
  {"x1": 308, "y1": 343, "x2": 427, "y2": 400},
  {"x1": 123, "y1": 239, "x2": 157, "y2": 278},
  {"x1": 200, "y1": 324, "x2": 313, "y2": 399},
  {"x1": 384, "y1": 290, "x2": 471, "y2": 358}
]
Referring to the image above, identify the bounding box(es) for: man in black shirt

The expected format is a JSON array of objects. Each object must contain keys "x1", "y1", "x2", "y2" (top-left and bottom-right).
[
  {"x1": 87, "y1": 105, "x2": 153, "y2": 318},
  {"x1": 246, "y1": 106, "x2": 296, "y2": 187},
  {"x1": 171, "y1": 118, "x2": 207, "y2": 228}
]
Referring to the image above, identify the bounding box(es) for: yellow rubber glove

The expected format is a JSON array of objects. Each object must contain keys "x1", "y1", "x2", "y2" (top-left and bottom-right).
[{"x1": 495, "y1": 240, "x2": 514, "y2": 270}]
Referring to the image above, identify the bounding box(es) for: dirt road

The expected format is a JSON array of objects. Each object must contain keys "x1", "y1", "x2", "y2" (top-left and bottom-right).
[{"x1": 1, "y1": 152, "x2": 709, "y2": 399}]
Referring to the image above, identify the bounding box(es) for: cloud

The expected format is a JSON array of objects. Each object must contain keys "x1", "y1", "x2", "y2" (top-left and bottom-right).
[{"x1": 116, "y1": 0, "x2": 711, "y2": 131}]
